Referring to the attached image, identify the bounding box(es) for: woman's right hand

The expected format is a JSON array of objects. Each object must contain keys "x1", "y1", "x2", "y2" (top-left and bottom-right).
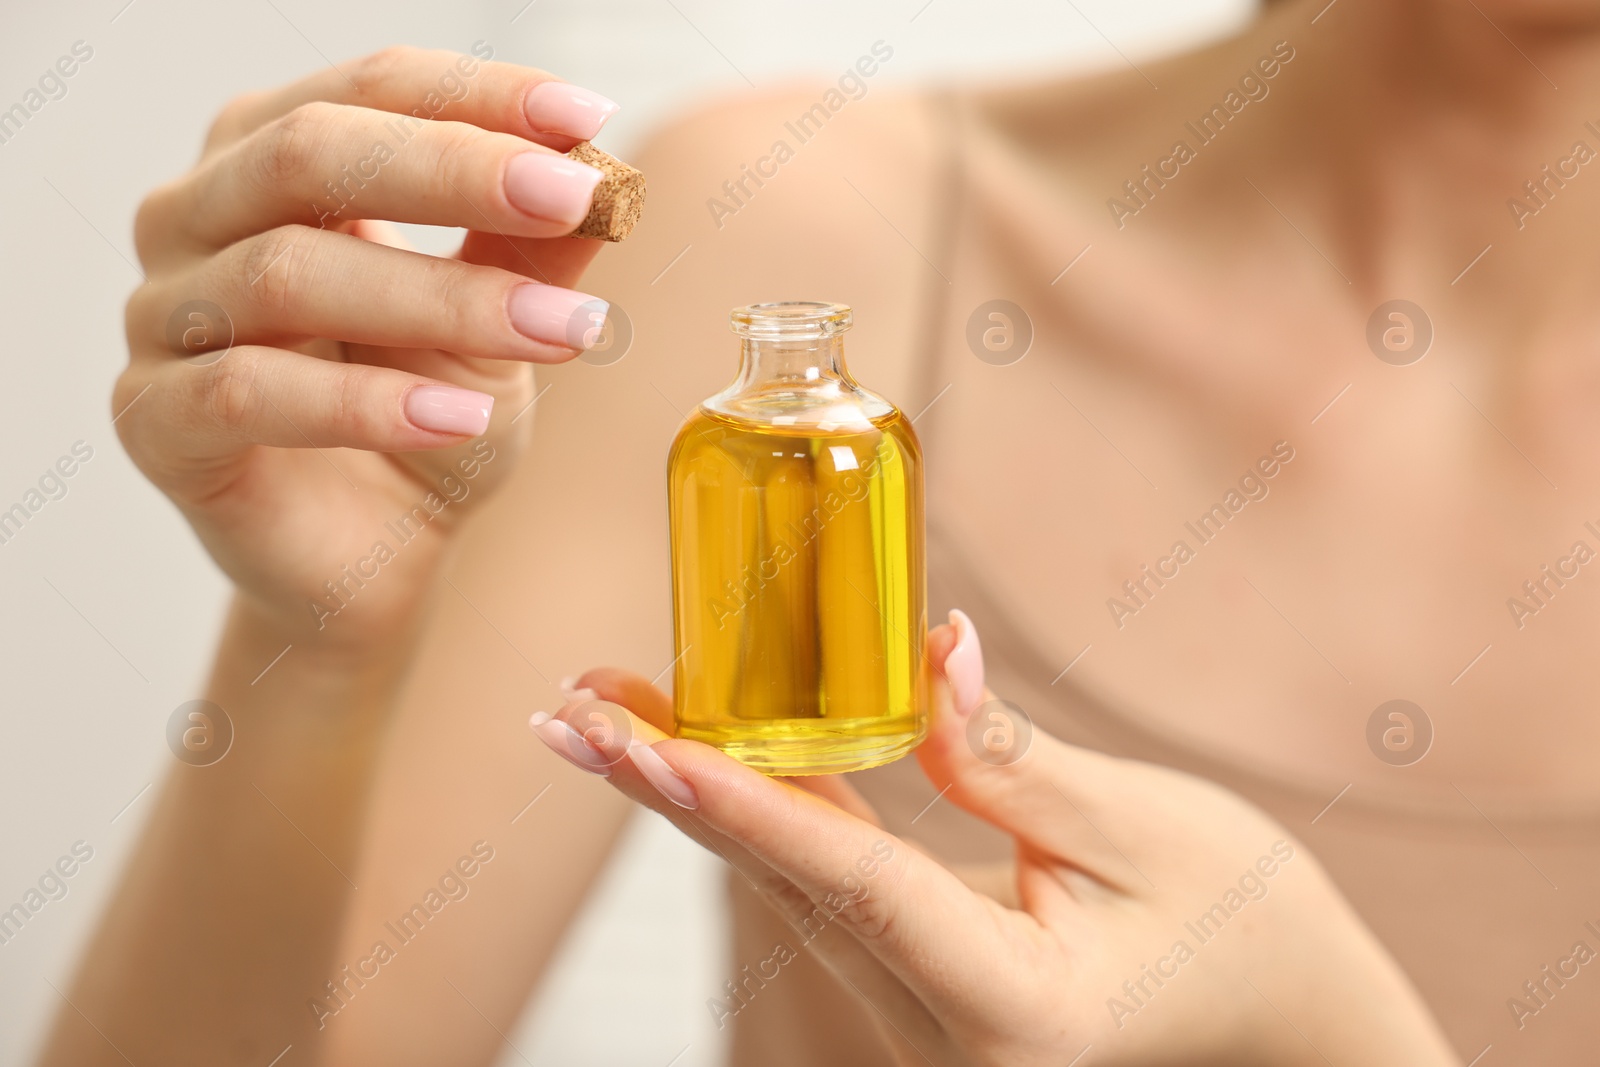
[
  {"x1": 115, "y1": 46, "x2": 622, "y2": 654},
  {"x1": 548, "y1": 612, "x2": 1461, "y2": 1067}
]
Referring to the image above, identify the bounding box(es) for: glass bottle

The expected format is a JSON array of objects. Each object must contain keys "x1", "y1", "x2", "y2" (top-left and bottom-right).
[{"x1": 667, "y1": 301, "x2": 928, "y2": 775}]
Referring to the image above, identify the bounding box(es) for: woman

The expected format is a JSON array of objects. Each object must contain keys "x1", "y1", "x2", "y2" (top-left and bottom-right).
[{"x1": 43, "y1": 0, "x2": 1600, "y2": 1061}]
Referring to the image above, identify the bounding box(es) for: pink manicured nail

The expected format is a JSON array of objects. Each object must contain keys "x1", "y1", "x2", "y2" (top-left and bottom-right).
[
  {"x1": 524, "y1": 82, "x2": 620, "y2": 139},
  {"x1": 530, "y1": 711, "x2": 612, "y2": 777},
  {"x1": 504, "y1": 152, "x2": 603, "y2": 227},
  {"x1": 509, "y1": 284, "x2": 609, "y2": 349},
  {"x1": 559, "y1": 677, "x2": 600, "y2": 705},
  {"x1": 628, "y1": 740, "x2": 699, "y2": 810},
  {"x1": 944, "y1": 608, "x2": 985, "y2": 717},
  {"x1": 404, "y1": 385, "x2": 493, "y2": 436}
]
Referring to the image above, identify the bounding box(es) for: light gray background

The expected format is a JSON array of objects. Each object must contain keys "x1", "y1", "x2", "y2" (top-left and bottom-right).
[{"x1": 0, "y1": 1, "x2": 1250, "y2": 1063}]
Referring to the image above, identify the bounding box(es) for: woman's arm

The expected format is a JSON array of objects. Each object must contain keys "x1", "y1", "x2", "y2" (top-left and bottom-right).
[
  {"x1": 42, "y1": 46, "x2": 639, "y2": 1066},
  {"x1": 40, "y1": 601, "x2": 413, "y2": 1063}
]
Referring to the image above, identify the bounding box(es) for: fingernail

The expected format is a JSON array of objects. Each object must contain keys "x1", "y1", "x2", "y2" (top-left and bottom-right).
[
  {"x1": 627, "y1": 739, "x2": 699, "y2": 810},
  {"x1": 529, "y1": 711, "x2": 612, "y2": 777},
  {"x1": 944, "y1": 608, "x2": 985, "y2": 717},
  {"x1": 524, "y1": 81, "x2": 620, "y2": 139},
  {"x1": 509, "y1": 284, "x2": 608, "y2": 349},
  {"x1": 504, "y1": 152, "x2": 603, "y2": 228},
  {"x1": 404, "y1": 385, "x2": 493, "y2": 436},
  {"x1": 558, "y1": 676, "x2": 599, "y2": 705}
]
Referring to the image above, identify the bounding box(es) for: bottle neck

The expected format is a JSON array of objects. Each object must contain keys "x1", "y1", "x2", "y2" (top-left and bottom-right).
[
  {"x1": 707, "y1": 314, "x2": 892, "y2": 425},
  {"x1": 734, "y1": 336, "x2": 850, "y2": 391}
]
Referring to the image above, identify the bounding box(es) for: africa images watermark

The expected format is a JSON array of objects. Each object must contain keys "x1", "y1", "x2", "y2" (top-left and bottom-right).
[
  {"x1": 1506, "y1": 918, "x2": 1600, "y2": 1031},
  {"x1": 1106, "y1": 441, "x2": 1296, "y2": 629},
  {"x1": 1504, "y1": 521, "x2": 1600, "y2": 631},
  {"x1": 1106, "y1": 840, "x2": 1297, "y2": 1029},
  {"x1": 705, "y1": 40, "x2": 895, "y2": 229},
  {"x1": 1505, "y1": 119, "x2": 1600, "y2": 232},
  {"x1": 0, "y1": 40, "x2": 94, "y2": 148},
  {"x1": 308, "y1": 439, "x2": 496, "y2": 629},
  {"x1": 0, "y1": 841, "x2": 95, "y2": 948},
  {"x1": 0, "y1": 440, "x2": 94, "y2": 548},
  {"x1": 308, "y1": 840, "x2": 496, "y2": 1029},
  {"x1": 1366, "y1": 699, "x2": 1432, "y2": 767},
  {"x1": 706, "y1": 838, "x2": 896, "y2": 1029},
  {"x1": 308, "y1": 40, "x2": 496, "y2": 228},
  {"x1": 1107, "y1": 40, "x2": 1297, "y2": 229}
]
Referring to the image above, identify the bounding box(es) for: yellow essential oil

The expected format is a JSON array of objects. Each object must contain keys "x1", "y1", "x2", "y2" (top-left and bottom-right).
[{"x1": 668, "y1": 302, "x2": 927, "y2": 775}]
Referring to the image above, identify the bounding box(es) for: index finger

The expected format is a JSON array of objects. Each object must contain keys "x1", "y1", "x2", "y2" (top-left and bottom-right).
[
  {"x1": 207, "y1": 46, "x2": 618, "y2": 151},
  {"x1": 567, "y1": 666, "x2": 885, "y2": 824},
  {"x1": 649, "y1": 737, "x2": 1039, "y2": 1012}
]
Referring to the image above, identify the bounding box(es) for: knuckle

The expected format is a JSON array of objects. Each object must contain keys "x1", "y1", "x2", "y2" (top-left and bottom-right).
[
  {"x1": 123, "y1": 283, "x2": 155, "y2": 347},
  {"x1": 837, "y1": 843, "x2": 909, "y2": 944},
  {"x1": 109, "y1": 370, "x2": 148, "y2": 448},
  {"x1": 430, "y1": 120, "x2": 483, "y2": 191},
  {"x1": 200, "y1": 349, "x2": 264, "y2": 431},
  {"x1": 351, "y1": 45, "x2": 421, "y2": 97},
  {"x1": 132, "y1": 180, "x2": 182, "y2": 269},
  {"x1": 835, "y1": 884, "x2": 898, "y2": 944},
  {"x1": 330, "y1": 363, "x2": 376, "y2": 439},
  {"x1": 205, "y1": 90, "x2": 266, "y2": 150},
  {"x1": 238, "y1": 225, "x2": 312, "y2": 313},
  {"x1": 252, "y1": 101, "x2": 337, "y2": 186},
  {"x1": 422, "y1": 257, "x2": 479, "y2": 336}
]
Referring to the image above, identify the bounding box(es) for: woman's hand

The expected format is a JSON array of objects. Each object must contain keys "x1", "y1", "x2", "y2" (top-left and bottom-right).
[
  {"x1": 45, "y1": 54, "x2": 633, "y2": 1065},
  {"x1": 533, "y1": 611, "x2": 1461, "y2": 1067},
  {"x1": 116, "y1": 47, "x2": 620, "y2": 654}
]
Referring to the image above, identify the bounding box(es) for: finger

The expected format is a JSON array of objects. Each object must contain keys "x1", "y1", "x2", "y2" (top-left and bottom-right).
[
  {"x1": 114, "y1": 346, "x2": 496, "y2": 469},
  {"x1": 567, "y1": 667, "x2": 674, "y2": 735},
  {"x1": 566, "y1": 665, "x2": 885, "y2": 825},
  {"x1": 145, "y1": 104, "x2": 607, "y2": 257},
  {"x1": 915, "y1": 609, "x2": 1186, "y2": 892},
  {"x1": 786, "y1": 774, "x2": 884, "y2": 828},
  {"x1": 533, "y1": 689, "x2": 828, "y2": 908},
  {"x1": 641, "y1": 735, "x2": 1039, "y2": 1016},
  {"x1": 527, "y1": 693, "x2": 961, "y2": 1055},
  {"x1": 132, "y1": 226, "x2": 606, "y2": 364},
  {"x1": 206, "y1": 47, "x2": 617, "y2": 153}
]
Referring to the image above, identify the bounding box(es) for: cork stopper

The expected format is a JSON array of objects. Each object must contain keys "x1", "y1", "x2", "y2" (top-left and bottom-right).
[{"x1": 566, "y1": 141, "x2": 645, "y2": 242}]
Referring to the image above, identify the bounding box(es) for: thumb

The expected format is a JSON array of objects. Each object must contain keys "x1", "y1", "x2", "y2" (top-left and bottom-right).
[{"x1": 915, "y1": 609, "x2": 1164, "y2": 892}]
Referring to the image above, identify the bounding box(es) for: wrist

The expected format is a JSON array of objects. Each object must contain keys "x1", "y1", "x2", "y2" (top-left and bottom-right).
[
  {"x1": 229, "y1": 584, "x2": 427, "y2": 676},
  {"x1": 206, "y1": 591, "x2": 424, "y2": 747}
]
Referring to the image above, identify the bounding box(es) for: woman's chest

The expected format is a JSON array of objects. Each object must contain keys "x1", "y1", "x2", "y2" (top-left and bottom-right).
[{"x1": 908, "y1": 215, "x2": 1600, "y2": 806}]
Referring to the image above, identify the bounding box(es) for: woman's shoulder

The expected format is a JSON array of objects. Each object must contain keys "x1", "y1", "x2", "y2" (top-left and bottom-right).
[
  {"x1": 625, "y1": 73, "x2": 951, "y2": 254},
  {"x1": 611, "y1": 35, "x2": 1257, "y2": 266},
  {"x1": 579, "y1": 39, "x2": 1250, "y2": 395},
  {"x1": 626, "y1": 43, "x2": 1211, "y2": 205},
  {"x1": 588, "y1": 77, "x2": 957, "y2": 403}
]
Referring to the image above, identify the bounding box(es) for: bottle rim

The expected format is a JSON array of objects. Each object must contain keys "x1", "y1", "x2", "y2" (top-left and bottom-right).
[{"x1": 730, "y1": 301, "x2": 853, "y2": 340}]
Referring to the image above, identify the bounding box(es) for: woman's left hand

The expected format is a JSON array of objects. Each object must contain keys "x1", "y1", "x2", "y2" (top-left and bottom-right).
[{"x1": 530, "y1": 611, "x2": 1459, "y2": 1067}]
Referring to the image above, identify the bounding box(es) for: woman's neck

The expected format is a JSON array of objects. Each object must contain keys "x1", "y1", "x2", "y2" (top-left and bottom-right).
[{"x1": 1254, "y1": 0, "x2": 1600, "y2": 301}]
